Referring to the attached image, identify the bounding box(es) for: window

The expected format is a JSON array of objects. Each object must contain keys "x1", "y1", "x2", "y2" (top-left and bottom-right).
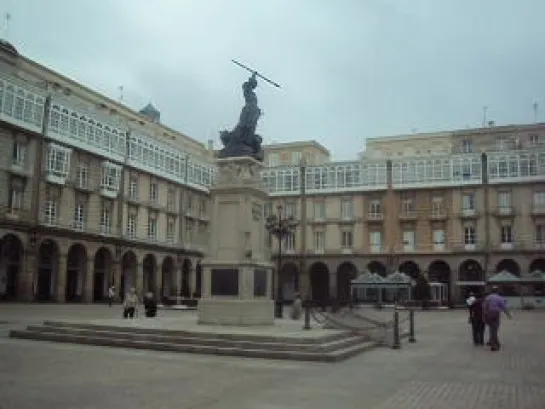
[
  {"x1": 73, "y1": 203, "x2": 85, "y2": 230},
  {"x1": 341, "y1": 199, "x2": 353, "y2": 220},
  {"x1": 313, "y1": 230, "x2": 325, "y2": 252},
  {"x1": 285, "y1": 202, "x2": 296, "y2": 218},
  {"x1": 401, "y1": 196, "x2": 414, "y2": 214},
  {"x1": 76, "y1": 164, "x2": 89, "y2": 189},
  {"x1": 341, "y1": 230, "x2": 353, "y2": 248},
  {"x1": 127, "y1": 214, "x2": 137, "y2": 238},
  {"x1": 43, "y1": 199, "x2": 57, "y2": 225},
  {"x1": 166, "y1": 219, "x2": 175, "y2": 243},
  {"x1": 314, "y1": 201, "x2": 325, "y2": 219},
  {"x1": 402, "y1": 231, "x2": 415, "y2": 250},
  {"x1": 128, "y1": 177, "x2": 138, "y2": 199},
  {"x1": 100, "y1": 202, "x2": 111, "y2": 234},
  {"x1": 497, "y1": 191, "x2": 511, "y2": 211},
  {"x1": 534, "y1": 191, "x2": 545, "y2": 208},
  {"x1": 291, "y1": 151, "x2": 302, "y2": 165},
  {"x1": 101, "y1": 162, "x2": 121, "y2": 190},
  {"x1": 199, "y1": 199, "x2": 207, "y2": 217},
  {"x1": 149, "y1": 182, "x2": 158, "y2": 202},
  {"x1": 536, "y1": 225, "x2": 545, "y2": 244},
  {"x1": 147, "y1": 213, "x2": 158, "y2": 239},
  {"x1": 500, "y1": 225, "x2": 513, "y2": 244},
  {"x1": 9, "y1": 187, "x2": 22, "y2": 210},
  {"x1": 269, "y1": 153, "x2": 279, "y2": 167},
  {"x1": 433, "y1": 230, "x2": 445, "y2": 250},
  {"x1": 464, "y1": 226, "x2": 476, "y2": 245},
  {"x1": 12, "y1": 141, "x2": 26, "y2": 165},
  {"x1": 369, "y1": 199, "x2": 381, "y2": 217},
  {"x1": 186, "y1": 194, "x2": 193, "y2": 212},
  {"x1": 186, "y1": 221, "x2": 194, "y2": 244},
  {"x1": 530, "y1": 134, "x2": 540, "y2": 147},
  {"x1": 431, "y1": 196, "x2": 444, "y2": 216},
  {"x1": 284, "y1": 232, "x2": 296, "y2": 252},
  {"x1": 167, "y1": 188, "x2": 176, "y2": 211},
  {"x1": 461, "y1": 139, "x2": 472, "y2": 153},
  {"x1": 264, "y1": 203, "x2": 273, "y2": 219},
  {"x1": 46, "y1": 144, "x2": 70, "y2": 177},
  {"x1": 370, "y1": 231, "x2": 382, "y2": 252},
  {"x1": 462, "y1": 193, "x2": 475, "y2": 211}
]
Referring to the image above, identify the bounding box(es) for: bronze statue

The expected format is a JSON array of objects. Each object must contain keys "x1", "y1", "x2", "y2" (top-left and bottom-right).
[{"x1": 218, "y1": 61, "x2": 280, "y2": 161}]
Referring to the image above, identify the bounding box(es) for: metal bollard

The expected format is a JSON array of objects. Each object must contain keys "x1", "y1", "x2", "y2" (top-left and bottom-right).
[
  {"x1": 392, "y1": 309, "x2": 401, "y2": 349},
  {"x1": 303, "y1": 302, "x2": 311, "y2": 330},
  {"x1": 408, "y1": 309, "x2": 416, "y2": 343}
]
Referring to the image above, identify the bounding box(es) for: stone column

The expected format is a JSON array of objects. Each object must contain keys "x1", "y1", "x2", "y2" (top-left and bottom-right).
[
  {"x1": 299, "y1": 270, "x2": 310, "y2": 301},
  {"x1": 19, "y1": 251, "x2": 36, "y2": 301},
  {"x1": 136, "y1": 262, "x2": 144, "y2": 298},
  {"x1": 190, "y1": 265, "x2": 196, "y2": 298},
  {"x1": 155, "y1": 262, "x2": 162, "y2": 299},
  {"x1": 112, "y1": 261, "x2": 121, "y2": 297},
  {"x1": 84, "y1": 257, "x2": 94, "y2": 303},
  {"x1": 56, "y1": 254, "x2": 67, "y2": 303},
  {"x1": 174, "y1": 262, "x2": 182, "y2": 303}
]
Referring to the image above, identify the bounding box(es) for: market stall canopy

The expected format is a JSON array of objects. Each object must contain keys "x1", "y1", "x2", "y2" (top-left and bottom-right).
[
  {"x1": 521, "y1": 270, "x2": 545, "y2": 283},
  {"x1": 487, "y1": 270, "x2": 521, "y2": 283}
]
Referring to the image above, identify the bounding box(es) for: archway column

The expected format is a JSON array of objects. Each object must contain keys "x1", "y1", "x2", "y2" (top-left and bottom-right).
[
  {"x1": 190, "y1": 265, "x2": 196, "y2": 297},
  {"x1": 155, "y1": 262, "x2": 162, "y2": 297},
  {"x1": 136, "y1": 262, "x2": 144, "y2": 295},
  {"x1": 55, "y1": 254, "x2": 67, "y2": 303},
  {"x1": 83, "y1": 257, "x2": 94, "y2": 303},
  {"x1": 174, "y1": 261, "x2": 182, "y2": 301},
  {"x1": 112, "y1": 258, "x2": 121, "y2": 297},
  {"x1": 19, "y1": 250, "x2": 35, "y2": 301},
  {"x1": 329, "y1": 271, "x2": 336, "y2": 299}
]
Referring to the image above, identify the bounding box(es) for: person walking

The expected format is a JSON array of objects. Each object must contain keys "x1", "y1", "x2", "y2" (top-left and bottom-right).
[
  {"x1": 122, "y1": 287, "x2": 139, "y2": 319},
  {"x1": 482, "y1": 286, "x2": 511, "y2": 351},
  {"x1": 468, "y1": 292, "x2": 485, "y2": 346},
  {"x1": 108, "y1": 285, "x2": 116, "y2": 307}
]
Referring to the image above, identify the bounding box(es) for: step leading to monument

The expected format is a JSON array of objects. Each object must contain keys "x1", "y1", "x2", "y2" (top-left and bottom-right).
[{"x1": 9, "y1": 322, "x2": 378, "y2": 363}]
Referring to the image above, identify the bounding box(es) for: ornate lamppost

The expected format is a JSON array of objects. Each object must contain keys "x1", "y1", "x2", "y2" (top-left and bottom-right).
[{"x1": 266, "y1": 204, "x2": 297, "y2": 318}]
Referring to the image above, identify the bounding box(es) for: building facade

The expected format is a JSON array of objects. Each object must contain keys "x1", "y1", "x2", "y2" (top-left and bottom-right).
[
  {"x1": 262, "y1": 125, "x2": 545, "y2": 304},
  {"x1": 1, "y1": 40, "x2": 544, "y2": 305},
  {"x1": 0, "y1": 40, "x2": 214, "y2": 303}
]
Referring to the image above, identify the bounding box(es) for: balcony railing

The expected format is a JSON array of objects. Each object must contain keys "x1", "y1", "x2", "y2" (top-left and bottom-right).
[
  {"x1": 532, "y1": 205, "x2": 545, "y2": 216},
  {"x1": 366, "y1": 212, "x2": 384, "y2": 222},
  {"x1": 491, "y1": 206, "x2": 515, "y2": 217}
]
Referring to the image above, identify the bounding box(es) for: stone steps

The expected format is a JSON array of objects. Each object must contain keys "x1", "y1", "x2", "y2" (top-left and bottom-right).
[{"x1": 9, "y1": 321, "x2": 377, "y2": 363}]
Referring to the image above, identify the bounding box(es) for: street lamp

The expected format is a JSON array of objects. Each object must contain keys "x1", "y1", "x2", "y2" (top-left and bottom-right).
[{"x1": 266, "y1": 204, "x2": 298, "y2": 318}]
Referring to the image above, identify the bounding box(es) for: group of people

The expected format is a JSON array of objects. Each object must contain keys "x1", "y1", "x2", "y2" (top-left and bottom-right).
[
  {"x1": 107, "y1": 286, "x2": 158, "y2": 319},
  {"x1": 467, "y1": 286, "x2": 512, "y2": 351}
]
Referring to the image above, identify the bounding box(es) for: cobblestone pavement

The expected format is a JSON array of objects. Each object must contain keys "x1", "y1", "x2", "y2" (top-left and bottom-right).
[{"x1": 0, "y1": 304, "x2": 544, "y2": 409}]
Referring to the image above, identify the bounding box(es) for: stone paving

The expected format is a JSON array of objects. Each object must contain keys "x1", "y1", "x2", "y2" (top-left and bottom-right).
[{"x1": 0, "y1": 304, "x2": 544, "y2": 409}]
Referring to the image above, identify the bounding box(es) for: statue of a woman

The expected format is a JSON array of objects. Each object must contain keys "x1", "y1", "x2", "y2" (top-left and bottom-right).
[{"x1": 238, "y1": 73, "x2": 261, "y2": 135}]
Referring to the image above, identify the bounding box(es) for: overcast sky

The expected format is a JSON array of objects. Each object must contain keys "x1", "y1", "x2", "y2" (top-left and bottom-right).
[{"x1": 2, "y1": 0, "x2": 545, "y2": 159}]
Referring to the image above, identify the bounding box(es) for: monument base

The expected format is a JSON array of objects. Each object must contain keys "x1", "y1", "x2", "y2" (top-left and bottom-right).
[{"x1": 198, "y1": 299, "x2": 274, "y2": 326}]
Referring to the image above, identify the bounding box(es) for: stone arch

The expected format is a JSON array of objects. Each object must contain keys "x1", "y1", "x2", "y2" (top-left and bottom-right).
[
  {"x1": 399, "y1": 260, "x2": 421, "y2": 279},
  {"x1": 121, "y1": 251, "x2": 137, "y2": 296},
  {"x1": 336, "y1": 261, "x2": 357, "y2": 303},
  {"x1": 93, "y1": 247, "x2": 112, "y2": 302},
  {"x1": 367, "y1": 260, "x2": 387, "y2": 277},
  {"x1": 495, "y1": 258, "x2": 521, "y2": 276},
  {"x1": 142, "y1": 253, "x2": 157, "y2": 294},
  {"x1": 0, "y1": 233, "x2": 24, "y2": 300},
  {"x1": 281, "y1": 262, "x2": 298, "y2": 301},
  {"x1": 309, "y1": 262, "x2": 329, "y2": 304},
  {"x1": 428, "y1": 260, "x2": 451, "y2": 283},
  {"x1": 529, "y1": 258, "x2": 545, "y2": 273},
  {"x1": 65, "y1": 243, "x2": 87, "y2": 302},
  {"x1": 161, "y1": 256, "x2": 175, "y2": 299},
  {"x1": 458, "y1": 259, "x2": 484, "y2": 282},
  {"x1": 36, "y1": 239, "x2": 60, "y2": 301},
  {"x1": 181, "y1": 258, "x2": 192, "y2": 297}
]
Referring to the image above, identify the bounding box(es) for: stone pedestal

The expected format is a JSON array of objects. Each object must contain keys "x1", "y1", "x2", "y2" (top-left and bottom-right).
[{"x1": 198, "y1": 156, "x2": 274, "y2": 326}]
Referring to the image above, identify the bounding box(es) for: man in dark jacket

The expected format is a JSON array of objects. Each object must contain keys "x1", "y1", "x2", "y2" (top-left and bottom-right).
[{"x1": 468, "y1": 292, "x2": 485, "y2": 346}]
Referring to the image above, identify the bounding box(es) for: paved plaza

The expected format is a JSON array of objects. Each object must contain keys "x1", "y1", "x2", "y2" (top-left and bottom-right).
[{"x1": 0, "y1": 305, "x2": 544, "y2": 409}]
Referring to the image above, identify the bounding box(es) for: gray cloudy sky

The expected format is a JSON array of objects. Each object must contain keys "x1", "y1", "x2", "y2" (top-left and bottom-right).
[{"x1": 2, "y1": 0, "x2": 545, "y2": 159}]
